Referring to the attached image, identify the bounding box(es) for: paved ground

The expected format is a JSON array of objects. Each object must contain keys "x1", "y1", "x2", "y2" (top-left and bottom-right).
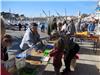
[{"x1": 6, "y1": 29, "x2": 100, "y2": 75}]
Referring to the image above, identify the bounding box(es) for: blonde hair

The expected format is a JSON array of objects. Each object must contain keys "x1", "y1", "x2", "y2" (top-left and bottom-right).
[{"x1": 54, "y1": 38, "x2": 64, "y2": 50}]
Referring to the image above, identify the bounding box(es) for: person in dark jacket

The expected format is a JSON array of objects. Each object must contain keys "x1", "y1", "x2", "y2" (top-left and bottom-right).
[
  {"x1": 41, "y1": 23, "x2": 45, "y2": 32},
  {"x1": 48, "y1": 17, "x2": 57, "y2": 35},
  {"x1": 62, "y1": 36, "x2": 80, "y2": 74},
  {"x1": 87, "y1": 21, "x2": 95, "y2": 33},
  {"x1": 18, "y1": 23, "x2": 22, "y2": 31},
  {"x1": 67, "y1": 19, "x2": 76, "y2": 35}
]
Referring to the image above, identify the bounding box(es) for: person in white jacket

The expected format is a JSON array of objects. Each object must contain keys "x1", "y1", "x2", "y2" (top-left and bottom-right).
[{"x1": 20, "y1": 22, "x2": 44, "y2": 53}]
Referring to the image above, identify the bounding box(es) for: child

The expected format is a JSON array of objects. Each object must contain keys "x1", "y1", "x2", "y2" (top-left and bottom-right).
[
  {"x1": 49, "y1": 37, "x2": 64, "y2": 75},
  {"x1": 1, "y1": 34, "x2": 12, "y2": 61}
]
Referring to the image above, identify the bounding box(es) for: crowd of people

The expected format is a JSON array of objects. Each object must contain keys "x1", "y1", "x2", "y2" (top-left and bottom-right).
[
  {"x1": 48, "y1": 17, "x2": 99, "y2": 37},
  {"x1": 46, "y1": 16, "x2": 99, "y2": 75},
  {"x1": 1, "y1": 15, "x2": 100, "y2": 75}
]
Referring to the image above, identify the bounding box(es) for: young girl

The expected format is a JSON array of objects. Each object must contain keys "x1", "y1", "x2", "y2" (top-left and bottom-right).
[
  {"x1": 1, "y1": 34, "x2": 12, "y2": 61},
  {"x1": 49, "y1": 37, "x2": 64, "y2": 75}
]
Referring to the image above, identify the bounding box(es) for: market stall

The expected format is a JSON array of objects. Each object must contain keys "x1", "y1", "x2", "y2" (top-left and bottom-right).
[
  {"x1": 15, "y1": 45, "x2": 53, "y2": 75},
  {"x1": 75, "y1": 31, "x2": 100, "y2": 53}
]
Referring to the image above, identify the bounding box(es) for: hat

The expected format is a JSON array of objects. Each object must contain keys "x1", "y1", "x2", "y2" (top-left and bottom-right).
[{"x1": 29, "y1": 22, "x2": 38, "y2": 28}]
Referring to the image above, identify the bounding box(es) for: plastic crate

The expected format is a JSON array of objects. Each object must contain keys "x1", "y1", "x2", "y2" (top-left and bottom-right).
[
  {"x1": 46, "y1": 45, "x2": 53, "y2": 49},
  {"x1": 43, "y1": 49, "x2": 51, "y2": 56}
]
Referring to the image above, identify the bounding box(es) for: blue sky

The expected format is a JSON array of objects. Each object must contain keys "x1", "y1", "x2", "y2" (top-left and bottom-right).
[{"x1": 1, "y1": 1, "x2": 98, "y2": 17}]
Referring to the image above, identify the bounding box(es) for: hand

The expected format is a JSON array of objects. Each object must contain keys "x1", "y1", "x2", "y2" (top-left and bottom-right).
[
  {"x1": 36, "y1": 42, "x2": 41, "y2": 45},
  {"x1": 37, "y1": 50, "x2": 43, "y2": 53}
]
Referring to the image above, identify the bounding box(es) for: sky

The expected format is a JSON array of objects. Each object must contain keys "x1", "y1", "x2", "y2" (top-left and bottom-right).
[{"x1": 1, "y1": 0, "x2": 98, "y2": 17}]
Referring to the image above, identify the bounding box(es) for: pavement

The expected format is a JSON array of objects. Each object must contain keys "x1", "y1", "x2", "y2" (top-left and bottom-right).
[{"x1": 6, "y1": 29, "x2": 100, "y2": 75}]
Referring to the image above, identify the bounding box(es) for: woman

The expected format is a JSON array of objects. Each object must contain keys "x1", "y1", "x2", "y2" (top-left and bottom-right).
[
  {"x1": 1, "y1": 16, "x2": 12, "y2": 75},
  {"x1": 20, "y1": 22, "x2": 44, "y2": 53}
]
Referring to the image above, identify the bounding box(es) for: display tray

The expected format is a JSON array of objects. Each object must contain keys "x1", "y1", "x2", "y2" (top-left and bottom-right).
[
  {"x1": 26, "y1": 56, "x2": 43, "y2": 61},
  {"x1": 28, "y1": 50, "x2": 44, "y2": 56}
]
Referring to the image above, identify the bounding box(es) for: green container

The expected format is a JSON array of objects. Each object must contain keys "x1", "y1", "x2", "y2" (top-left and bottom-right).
[{"x1": 44, "y1": 49, "x2": 51, "y2": 56}]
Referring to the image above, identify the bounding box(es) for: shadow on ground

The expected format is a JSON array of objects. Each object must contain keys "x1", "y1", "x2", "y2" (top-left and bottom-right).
[
  {"x1": 42, "y1": 63, "x2": 100, "y2": 75},
  {"x1": 79, "y1": 46, "x2": 100, "y2": 56}
]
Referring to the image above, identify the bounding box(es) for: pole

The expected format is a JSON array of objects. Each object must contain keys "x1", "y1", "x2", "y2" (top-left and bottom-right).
[
  {"x1": 55, "y1": 10, "x2": 62, "y2": 21},
  {"x1": 49, "y1": 10, "x2": 50, "y2": 18},
  {"x1": 42, "y1": 9, "x2": 48, "y2": 17},
  {"x1": 9, "y1": 8, "x2": 11, "y2": 23},
  {"x1": 40, "y1": 13, "x2": 42, "y2": 17},
  {"x1": 65, "y1": 8, "x2": 67, "y2": 20}
]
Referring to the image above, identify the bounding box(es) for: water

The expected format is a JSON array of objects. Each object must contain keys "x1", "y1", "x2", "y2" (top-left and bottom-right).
[{"x1": 38, "y1": 22, "x2": 48, "y2": 30}]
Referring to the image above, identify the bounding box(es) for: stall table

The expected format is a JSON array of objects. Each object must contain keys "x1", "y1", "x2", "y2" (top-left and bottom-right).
[
  {"x1": 16, "y1": 48, "x2": 51, "y2": 75},
  {"x1": 75, "y1": 32, "x2": 100, "y2": 53}
]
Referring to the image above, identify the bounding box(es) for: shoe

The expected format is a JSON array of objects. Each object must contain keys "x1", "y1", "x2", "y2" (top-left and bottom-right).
[
  {"x1": 61, "y1": 71, "x2": 68, "y2": 75},
  {"x1": 63, "y1": 68, "x2": 71, "y2": 73}
]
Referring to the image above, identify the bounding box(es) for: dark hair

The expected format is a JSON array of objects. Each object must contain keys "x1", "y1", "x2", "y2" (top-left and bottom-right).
[
  {"x1": 63, "y1": 20, "x2": 66, "y2": 25},
  {"x1": 29, "y1": 22, "x2": 38, "y2": 29}
]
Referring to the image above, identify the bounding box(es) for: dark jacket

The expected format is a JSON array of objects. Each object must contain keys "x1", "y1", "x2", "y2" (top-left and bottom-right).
[
  {"x1": 67, "y1": 21, "x2": 76, "y2": 35},
  {"x1": 48, "y1": 20, "x2": 57, "y2": 35},
  {"x1": 1, "y1": 45, "x2": 8, "y2": 61}
]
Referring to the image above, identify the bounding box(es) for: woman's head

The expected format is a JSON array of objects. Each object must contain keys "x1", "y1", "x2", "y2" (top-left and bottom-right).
[
  {"x1": 29, "y1": 22, "x2": 38, "y2": 33},
  {"x1": 2, "y1": 34, "x2": 12, "y2": 47}
]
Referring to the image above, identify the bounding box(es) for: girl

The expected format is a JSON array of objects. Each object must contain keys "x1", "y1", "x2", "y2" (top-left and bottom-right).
[
  {"x1": 49, "y1": 37, "x2": 64, "y2": 75},
  {"x1": 1, "y1": 34, "x2": 12, "y2": 61}
]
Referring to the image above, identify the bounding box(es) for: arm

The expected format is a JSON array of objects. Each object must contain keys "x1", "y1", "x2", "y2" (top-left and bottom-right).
[{"x1": 49, "y1": 49, "x2": 57, "y2": 57}]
